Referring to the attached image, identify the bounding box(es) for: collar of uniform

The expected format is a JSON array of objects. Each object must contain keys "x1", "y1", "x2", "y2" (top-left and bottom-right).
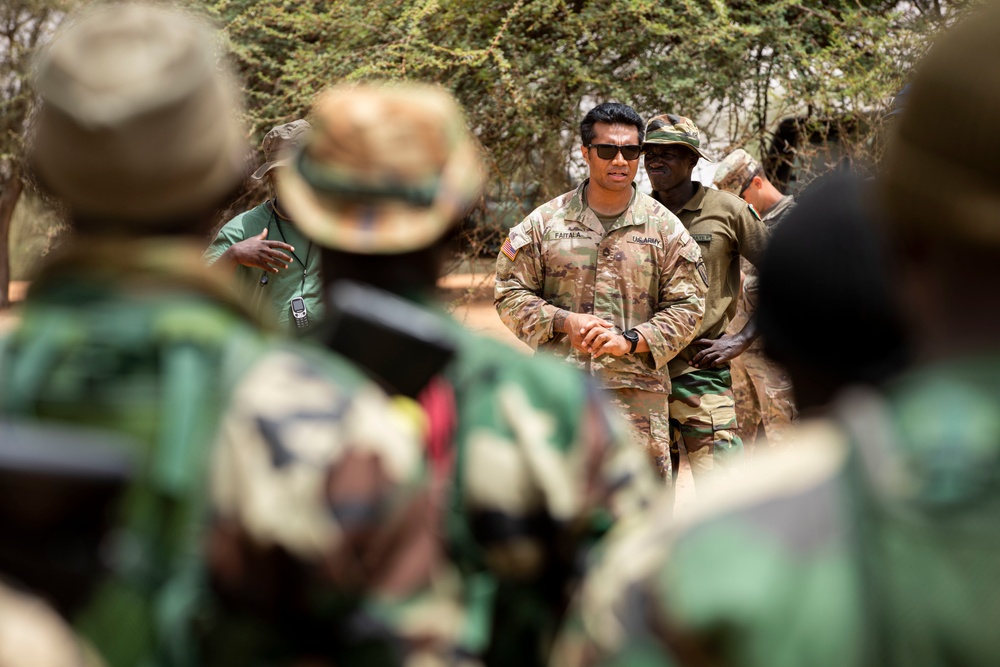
[
  {"x1": 762, "y1": 194, "x2": 794, "y2": 223},
  {"x1": 569, "y1": 179, "x2": 641, "y2": 235},
  {"x1": 678, "y1": 181, "x2": 707, "y2": 213}
]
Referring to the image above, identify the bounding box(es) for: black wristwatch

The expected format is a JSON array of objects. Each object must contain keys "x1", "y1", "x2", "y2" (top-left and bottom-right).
[{"x1": 622, "y1": 328, "x2": 640, "y2": 354}]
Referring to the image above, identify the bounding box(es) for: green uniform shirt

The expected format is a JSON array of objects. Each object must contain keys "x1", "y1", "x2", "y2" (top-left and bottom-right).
[
  {"x1": 208, "y1": 299, "x2": 662, "y2": 667},
  {"x1": 657, "y1": 183, "x2": 768, "y2": 377},
  {"x1": 557, "y1": 355, "x2": 1000, "y2": 667},
  {"x1": 0, "y1": 238, "x2": 268, "y2": 667},
  {"x1": 205, "y1": 200, "x2": 323, "y2": 334}
]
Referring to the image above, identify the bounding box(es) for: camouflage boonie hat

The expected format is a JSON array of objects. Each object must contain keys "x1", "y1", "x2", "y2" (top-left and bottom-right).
[
  {"x1": 713, "y1": 148, "x2": 762, "y2": 195},
  {"x1": 278, "y1": 82, "x2": 484, "y2": 254},
  {"x1": 251, "y1": 119, "x2": 311, "y2": 180},
  {"x1": 880, "y1": 1, "x2": 1000, "y2": 245},
  {"x1": 30, "y1": 3, "x2": 247, "y2": 222},
  {"x1": 643, "y1": 114, "x2": 713, "y2": 161}
]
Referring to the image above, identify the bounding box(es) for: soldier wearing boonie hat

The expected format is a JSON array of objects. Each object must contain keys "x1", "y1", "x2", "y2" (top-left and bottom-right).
[
  {"x1": 209, "y1": 81, "x2": 660, "y2": 665},
  {"x1": 204, "y1": 118, "x2": 323, "y2": 334},
  {"x1": 0, "y1": 3, "x2": 275, "y2": 664},
  {"x1": 642, "y1": 114, "x2": 770, "y2": 486},
  {"x1": 555, "y1": 3, "x2": 1000, "y2": 664},
  {"x1": 713, "y1": 148, "x2": 799, "y2": 451}
]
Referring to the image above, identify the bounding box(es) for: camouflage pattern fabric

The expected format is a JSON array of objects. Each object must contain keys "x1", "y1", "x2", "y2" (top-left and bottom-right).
[
  {"x1": 556, "y1": 356, "x2": 1000, "y2": 667},
  {"x1": 712, "y1": 148, "x2": 761, "y2": 196},
  {"x1": 643, "y1": 114, "x2": 712, "y2": 161},
  {"x1": 205, "y1": 200, "x2": 324, "y2": 333},
  {"x1": 0, "y1": 583, "x2": 103, "y2": 667},
  {"x1": 667, "y1": 367, "x2": 744, "y2": 483},
  {"x1": 207, "y1": 304, "x2": 660, "y2": 667},
  {"x1": 494, "y1": 181, "x2": 707, "y2": 396},
  {"x1": 606, "y1": 388, "x2": 675, "y2": 482},
  {"x1": 0, "y1": 238, "x2": 268, "y2": 667},
  {"x1": 728, "y1": 195, "x2": 798, "y2": 450}
]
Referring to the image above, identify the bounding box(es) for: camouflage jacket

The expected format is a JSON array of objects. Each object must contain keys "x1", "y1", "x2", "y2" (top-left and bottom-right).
[
  {"x1": 495, "y1": 182, "x2": 707, "y2": 394},
  {"x1": 0, "y1": 238, "x2": 268, "y2": 667},
  {"x1": 207, "y1": 301, "x2": 661, "y2": 667},
  {"x1": 554, "y1": 356, "x2": 1000, "y2": 667}
]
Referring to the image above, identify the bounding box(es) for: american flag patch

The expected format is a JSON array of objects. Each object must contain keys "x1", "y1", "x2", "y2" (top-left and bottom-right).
[{"x1": 501, "y1": 236, "x2": 519, "y2": 261}]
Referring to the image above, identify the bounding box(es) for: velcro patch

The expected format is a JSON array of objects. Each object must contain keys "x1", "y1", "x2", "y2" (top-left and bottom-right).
[
  {"x1": 691, "y1": 234, "x2": 713, "y2": 243},
  {"x1": 507, "y1": 220, "x2": 533, "y2": 250},
  {"x1": 547, "y1": 230, "x2": 591, "y2": 241},
  {"x1": 501, "y1": 237, "x2": 519, "y2": 261},
  {"x1": 627, "y1": 235, "x2": 663, "y2": 248}
]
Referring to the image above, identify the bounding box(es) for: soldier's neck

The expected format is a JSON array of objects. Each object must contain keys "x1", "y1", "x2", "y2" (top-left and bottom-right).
[
  {"x1": 653, "y1": 180, "x2": 697, "y2": 215},
  {"x1": 585, "y1": 182, "x2": 632, "y2": 217}
]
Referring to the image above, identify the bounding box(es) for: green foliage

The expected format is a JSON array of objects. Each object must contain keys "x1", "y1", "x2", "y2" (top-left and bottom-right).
[{"x1": 196, "y1": 0, "x2": 967, "y2": 254}]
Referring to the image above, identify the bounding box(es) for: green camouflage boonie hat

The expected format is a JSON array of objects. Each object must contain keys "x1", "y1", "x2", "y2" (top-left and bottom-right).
[
  {"x1": 30, "y1": 3, "x2": 247, "y2": 222},
  {"x1": 251, "y1": 119, "x2": 311, "y2": 180},
  {"x1": 278, "y1": 82, "x2": 484, "y2": 255},
  {"x1": 643, "y1": 114, "x2": 713, "y2": 161},
  {"x1": 712, "y1": 148, "x2": 762, "y2": 195}
]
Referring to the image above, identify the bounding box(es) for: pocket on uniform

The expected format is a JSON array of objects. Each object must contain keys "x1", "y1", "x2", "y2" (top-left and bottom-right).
[{"x1": 710, "y1": 405, "x2": 738, "y2": 432}]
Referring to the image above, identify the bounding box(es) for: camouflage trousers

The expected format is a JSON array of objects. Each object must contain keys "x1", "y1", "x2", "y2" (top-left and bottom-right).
[
  {"x1": 731, "y1": 348, "x2": 798, "y2": 453},
  {"x1": 607, "y1": 387, "x2": 672, "y2": 483},
  {"x1": 667, "y1": 366, "x2": 744, "y2": 486}
]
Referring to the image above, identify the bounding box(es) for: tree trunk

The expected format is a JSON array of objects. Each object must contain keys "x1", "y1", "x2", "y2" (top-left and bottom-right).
[{"x1": 0, "y1": 174, "x2": 25, "y2": 309}]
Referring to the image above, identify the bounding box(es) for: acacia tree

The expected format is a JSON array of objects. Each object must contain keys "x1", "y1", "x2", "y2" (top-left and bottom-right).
[{"x1": 0, "y1": 0, "x2": 74, "y2": 306}]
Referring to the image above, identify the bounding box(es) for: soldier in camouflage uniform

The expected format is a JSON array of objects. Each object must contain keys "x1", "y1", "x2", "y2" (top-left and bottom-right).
[
  {"x1": 713, "y1": 149, "x2": 798, "y2": 450},
  {"x1": 551, "y1": 6, "x2": 1000, "y2": 660},
  {"x1": 494, "y1": 103, "x2": 708, "y2": 481},
  {"x1": 208, "y1": 84, "x2": 661, "y2": 667},
  {"x1": 642, "y1": 115, "x2": 769, "y2": 484},
  {"x1": 0, "y1": 6, "x2": 274, "y2": 665}
]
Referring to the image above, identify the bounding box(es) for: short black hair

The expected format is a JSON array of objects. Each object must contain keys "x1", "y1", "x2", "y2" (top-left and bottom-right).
[{"x1": 580, "y1": 103, "x2": 644, "y2": 146}]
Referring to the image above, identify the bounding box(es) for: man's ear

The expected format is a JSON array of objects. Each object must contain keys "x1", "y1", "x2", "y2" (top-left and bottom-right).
[
  {"x1": 751, "y1": 176, "x2": 764, "y2": 192},
  {"x1": 580, "y1": 144, "x2": 590, "y2": 165}
]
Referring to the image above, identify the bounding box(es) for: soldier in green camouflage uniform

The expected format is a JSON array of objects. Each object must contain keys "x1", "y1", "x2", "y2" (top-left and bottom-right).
[
  {"x1": 551, "y1": 8, "x2": 1000, "y2": 660},
  {"x1": 494, "y1": 103, "x2": 707, "y2": 481},
  {"x1": 642, "y1": 116, "x2": 769, "y2": 484},
  {"x1": 208, "y1": 84, "x2": 661, "y2": 667},
  {"x1": 0, "y1": 6, "x2": 271, "y2": 665},
  {"x1": 713, "y1": 149, "x2": 798, "y2": 451}
]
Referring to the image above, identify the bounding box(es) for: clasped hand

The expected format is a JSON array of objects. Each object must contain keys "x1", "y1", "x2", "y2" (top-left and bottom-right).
[{"x1": 564, "y1": 313, "x2": 629, "y2": 358}]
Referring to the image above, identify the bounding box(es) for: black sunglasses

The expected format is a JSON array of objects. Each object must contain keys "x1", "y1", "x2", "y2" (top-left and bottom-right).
[{"x1": 586, "y1": 144, "x2": 642, "y2": 161}]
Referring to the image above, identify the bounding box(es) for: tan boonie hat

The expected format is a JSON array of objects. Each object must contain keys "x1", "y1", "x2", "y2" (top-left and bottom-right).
[
  {"x1": 880, "y1": 1, "x2": 1000, "y2": 246},
  {"x1": 278, "y1": 82, "x2": 484, "y2": 254},
  {"x1": 643, "y1": 114, "x2": 713, "y2": 161},
  {"x1": 713, "y1": 148, "x2": 762, "y2": 195},
  {"x1": 30, "y1": 3, "x2": 246, "y2": 222},
  {"x1": 251, "y1": 119, "x2": 312, "y2": 180}
]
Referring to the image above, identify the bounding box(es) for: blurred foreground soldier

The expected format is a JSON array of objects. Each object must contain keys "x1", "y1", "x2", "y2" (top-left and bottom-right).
[
  {"x1": 712, "y1": 148, "x2": 798, "y2": 449},
  {"x1": 205, "y1": 120, "x2": 324, "y2": 334},
  {"x1": 553, "y1": 0, "x2": 1000, "y2": 655},
  {"x1": 495, "y1": 102, "x2": 707, "y2": 481},
  {"x1": 0, "y1": 5, "x2": 269, "y2": 665},
  {"x1": 643, "y1": 116, "x2": 769, "y2": 484},
  {"x1": 209, "y1": 83, "x2": 658, "y2": 667}
]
